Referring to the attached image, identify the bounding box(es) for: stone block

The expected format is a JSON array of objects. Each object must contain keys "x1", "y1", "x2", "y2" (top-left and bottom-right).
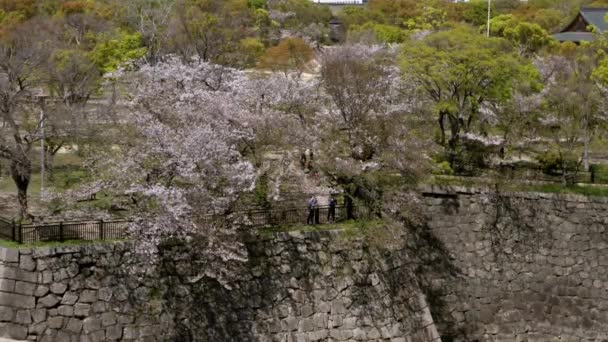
[
  {"x1": 106, "y1": 325, "x2": 123, "y2": 340},
  {"x1": 14, "y1": 281, "x2": 36, "y2": 296},
  {"x1": 97, "y1": 287, "x2": 112, "y2": 302},
  {"x1": 0, "y1": 322, "x2": 27, "y2": 340},
  {"x1": 101, "y1": 312, "x2": 117, "y2": 327},
  {"x1": 83, "y1": 317, "x2": 102, "y2": 333},
  {"x1": 36, "y1": 259, "x2": 48, "y2": 272},
  {"x1": 14, "y1": 309, "x2": 31, "y2": 325},
  {"x1": 281, "y1": 317, "x2": 298, "y2": 332},
  {"x1": 50, "y1": 282, "x2": 68, "y2": 295},
  {"x1": 298, "y1": 317, "x2": 315, "y2": 333},
  {"x1": 31, "y1": 246, "x2": 54, "y2": 258},
  {"x1": 0, "y1": 265, "x2": 37, "y2": 283},
  {"x1": 65, "y1": 317, "x2": 83, "y2": 333},
  {"x1": 92, "y1": 301, "x2": 106, "y2": 313},
  {"x1": 82, "y1": 330, "x2": 105, "y2": 342},
  {"x1": 41, "y1": 270, "x2": 53, "y2": 284},
  {"x1": 353, "y1": 328, "x2": 367, "y2": 340},
  {"x1": 0, "y1": 279, "x2": 15, "y2": 292},
  {"x1": 61, "y1": 291, "x2": 79, "y2": 305},
  {"x1": 34, "y1": 285, "x2": 49, "y2": 297},
  {"x1": 47, "y1": 316, "x2": 63, "y2": 329},
  {"x1": 52, "y1": 268, "x2": 69, "y2": 282},
  {"x1": 309, "y1": 330, "x2": 328, "y2": 341},
  {"x1": 31, "y1": 308, "x2": 46, "y2": 323},
  {"x1": 28, "y1": 321, "x2": 47, "y2": 335},
  {"x1": 19, "y1": 255, "x2": 35, "y2": 272},
  {"x1": 57, "y1": 305, "x2": 74, "y2": 317},
  {"x1": 0, "y1": 248, "x2": 19, "y2": 263},
  {"x1": 0, "y1": 292, "x2": 35, "y2": 309},
  {"x1": 329, "y1": 329, "x2": 353, "y2": 341},
  {"x1": 79, "y1": 290, "x2": 97, "y2": 303},
  {"x1": 123, "y1": 326, "x2": 139, "y2": 339},
  {"x1": 38, "y1": 294, "x2": 60, "y2": 308},
  {"x1": 0, "y1": 306, "x2": 15, "y2": 321},
  {"x1": 74, "y1": 303, "x2": 91, "y2": 317}
]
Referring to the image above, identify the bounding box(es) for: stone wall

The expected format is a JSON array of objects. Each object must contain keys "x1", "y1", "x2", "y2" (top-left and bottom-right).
[
  {"x1": 189, "y1": 230, "x2": 440, "y2": 342},
  {"x1": 5, "y1": 185, "x2": 607, "y2": 342},
  {"x1": 420, "y1": 186, "x2": 608, "y2": 341},
  {"x1": 0, "y1": 231, "x2": 440, "y2": 342},
  {"x1": 0, "y1": 243, "x2": 169, "y2": 341}
]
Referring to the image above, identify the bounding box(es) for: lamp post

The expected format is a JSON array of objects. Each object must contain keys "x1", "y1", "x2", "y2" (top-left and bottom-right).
[
  {"x1": 487, "y1": 0, "x2": 492, "y2": 37},
  {"x1": 37, "y1": 95, "x2": 47, "y2": 199}
]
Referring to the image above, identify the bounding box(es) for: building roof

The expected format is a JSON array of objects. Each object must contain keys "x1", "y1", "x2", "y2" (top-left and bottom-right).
[
  {"x1": 552, "y1": 32, "x2": 596, "y2": 43},
  {"x1": 553, "y1": 7, "x2": 608, "y2": 42},
  {"x1": 579, "y1": 7, "x2": 608, "y2": 33}
]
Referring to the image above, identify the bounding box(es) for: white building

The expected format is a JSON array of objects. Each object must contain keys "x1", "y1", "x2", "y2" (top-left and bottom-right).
[{"x1": 310, "y1": 0, "x2": 366, "y2": 4}]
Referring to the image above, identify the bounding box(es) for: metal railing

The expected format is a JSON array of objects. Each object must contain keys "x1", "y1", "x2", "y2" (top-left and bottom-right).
[
  {"x1": 0, "y1": 205, "x2": 372, "y2": 244},
  {"x1": 490, "y1": 167, "x2": 608, "y2": 185},
  {"x1": 241, "y1": 205, "x2": 370, "y2": 227},
  {"x1": 0, "y1": 218, "x2": 130, "y2": 244}
]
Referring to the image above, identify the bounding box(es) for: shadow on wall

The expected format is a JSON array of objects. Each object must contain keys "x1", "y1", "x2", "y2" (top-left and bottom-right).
[{"x1": 154, "y1": 228, "x2": 458, "y2": 342}]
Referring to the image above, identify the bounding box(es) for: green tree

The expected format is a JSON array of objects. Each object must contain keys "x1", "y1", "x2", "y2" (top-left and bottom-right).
[
  {"x1": 541, "y1": 47, "x2": 606, "y2": 180},
  {"x1": 488, "y1": 14, "x2": 556, "y2": 56},
  {"x1": 348, "y1": 22, "x2": 408, "y2": 44},
  {"x1": 462, "y1": 0, "x2": 493, "y2": 26},
  {"x1": 89, "y1": 30, "x2": 147, "y2": 72},
  {"x1": 400, "y1": 26, "x2": 540, "y2": 169},
  {"x1": 236, "y1": 37, "x2": 264, "y2": 68},
  {"x1": 274, "y1": 0, "x2": 331, "y2": 29},
  {"x1": 258, "y1": 37, "x2": 313, "y2": 73},
  {"x1": 405, "y1": 5, "x2": 447, "y2": 31}
]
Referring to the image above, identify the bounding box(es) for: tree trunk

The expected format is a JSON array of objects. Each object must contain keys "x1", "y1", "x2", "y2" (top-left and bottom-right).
[
  {"x1": 44, "y1": 148, "x2": 55, "y2": 181},
  {"x1": 438, "y1": 112, "x2": 446, "y2": 146},
  {"x1": 583, "y1": 118, "x2": 590, "y2": 172},
  {"x1": 10, "y1": 159, "x2": 31, "y2": 220},
  {"x1": 344, "y1": 194, "x2": 354, "y2": 220}
]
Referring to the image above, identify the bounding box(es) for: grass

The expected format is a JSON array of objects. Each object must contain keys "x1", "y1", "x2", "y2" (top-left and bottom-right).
[
  {"x1": 0, "y1": 152, "x2": 88, "y2": 195},
  {"x1": 428, "y1": 175, "x2": 608, "y2": 198},
  {"x1": 525, "y1": 183, "x2": 608, "y2": 197},
  {"x1": 0, "y1": 238, "x2": 125, "y2": 249},
  {"x1": 259, "y1": 219, "x2": 385, "y2": 236}
]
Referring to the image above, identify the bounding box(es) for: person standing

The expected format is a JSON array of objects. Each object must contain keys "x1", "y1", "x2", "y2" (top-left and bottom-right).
[
  {"x1": 327, "y1": 196, "x2": 337, "y2": 223},
  {"x1": 307, "y1": 196, "x2": 317, "y2": 225}
]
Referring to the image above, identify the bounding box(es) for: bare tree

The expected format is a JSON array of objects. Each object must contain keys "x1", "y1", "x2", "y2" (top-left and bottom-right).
[
  {"x1": 44, "y1": 49, "x2": 102, "y2": 179},
  {"x1": 125, "y1": 0, "x2": 175, "y2": 64},
  {"x1": 0, "y1": 20, "x2": 51, "y2": 219},
  {"x1": 319, "y1": 45, "x2": 430, "y2": 216},
  {"x1": 320, "y1": 45, "x2": 396, "y2": 162}
]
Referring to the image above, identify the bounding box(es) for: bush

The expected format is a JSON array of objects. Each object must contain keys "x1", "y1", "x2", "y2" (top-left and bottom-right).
[
  {"x1": 536, "y1": 150, "x2": 579, "y2": 175},
  {"x1": 445, "y1": 141, "x2": 491, "y2": 176},
  {"x1": 254, "y1": 173, "x2": 271, "y2": 209},
  {"x1": 431, "y1": 161, "x2": 454, "y2": 176},
  {"x1": 590, "y1": 164, "x2": 608, "y2": 184}
]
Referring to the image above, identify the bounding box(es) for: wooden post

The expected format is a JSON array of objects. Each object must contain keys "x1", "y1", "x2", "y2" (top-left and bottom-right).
[
  {"x1": 18, "y1": 222, "x2": 22, "y2": 244},
  {"x1": 11, "y1": 219, "x2": 15, "y2": 242},
  {"x1": 59, "y1": 222, "x2": 64, "y2": 242},
  {"x1": 99, "y1": 219, "x2": 104, "y2": 240}
]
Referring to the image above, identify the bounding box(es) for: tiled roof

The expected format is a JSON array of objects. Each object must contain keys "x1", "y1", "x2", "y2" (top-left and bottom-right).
[
  {"x1": 580, "y1": 7, "x2": 608, "y2": 33},
  {"x1": 553, "y1": 32, "x2": 596, "y2": 42}
]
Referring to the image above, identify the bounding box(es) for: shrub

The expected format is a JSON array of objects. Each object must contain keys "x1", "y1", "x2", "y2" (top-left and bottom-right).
[{"x1": 537, "y1": 150, "x2": 579, "y2": 175}]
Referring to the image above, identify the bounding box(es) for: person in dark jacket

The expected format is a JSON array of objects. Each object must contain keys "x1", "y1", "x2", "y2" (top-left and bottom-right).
[
  {"x1": 307, "y1": 196, "x2": 317, "y2": 225},
  {"x1": 327, "y1": 197, "x2": 337, "y2": 223}
]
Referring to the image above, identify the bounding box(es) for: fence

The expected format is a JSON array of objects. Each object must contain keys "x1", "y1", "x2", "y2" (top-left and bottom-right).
[
  {"x1": 242, "y1": 205, "x2": 370, "y2": 227},
  {"x1": 0, "y1": 205, "x2": 372, "y2": 244},
  {"x1": 0, "y1": 219, "x2": 130, "y2": 244},
  {"x1": 491, "y1": 167, "x2": 608, "y2": 185}
]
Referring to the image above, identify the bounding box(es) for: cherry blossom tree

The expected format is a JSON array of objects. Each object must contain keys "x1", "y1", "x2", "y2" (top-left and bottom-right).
[{"x1": 85, "y1": 58, "x2": 256, "y2": 283}]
